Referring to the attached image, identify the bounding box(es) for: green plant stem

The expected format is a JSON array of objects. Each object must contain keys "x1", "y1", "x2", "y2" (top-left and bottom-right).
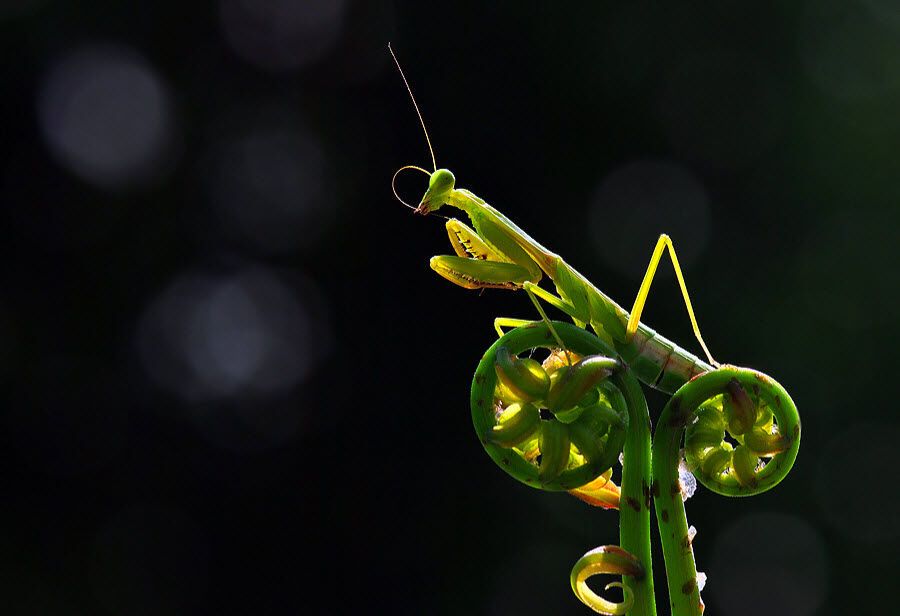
[
  {"x1": 651, "y1": 366, "x2": 802, "y2": 616},
  {"x1": 652, "y1": 399, "x2": 703, "y2": 616},
  {"x1": 614, "y1": 369, "x2": 656, "y2": 616}
]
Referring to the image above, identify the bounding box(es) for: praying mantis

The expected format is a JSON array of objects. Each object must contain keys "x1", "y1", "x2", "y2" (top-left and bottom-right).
[{"x1": 390, "y1": 45, "x2": 800, "y2": 616}]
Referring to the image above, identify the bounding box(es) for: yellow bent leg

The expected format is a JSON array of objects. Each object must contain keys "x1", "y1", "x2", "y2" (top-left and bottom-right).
[
  {"x1": 523, "y1": 281, "x2": 586, "y2": 329},
  {"x1": 626, "y1": 234, "x2": 718, "y2": 367},
  {"x1": 494, "y1": 317, "x2": 539, "y2": 337},
  {"x1": 494, "y1": 284, "x2": 575, "y2": 365}
]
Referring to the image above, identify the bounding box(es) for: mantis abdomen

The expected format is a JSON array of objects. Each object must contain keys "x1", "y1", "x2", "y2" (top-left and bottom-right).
[
  {"x1": 617, "y1": 323, "x2": 712, "y2": 394},
  {"x1": 549, "y1": 259, "x2": 714, "y2": 394}
]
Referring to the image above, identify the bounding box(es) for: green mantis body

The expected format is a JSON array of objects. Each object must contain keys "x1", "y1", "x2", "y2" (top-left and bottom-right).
[
  {"x1": 391, "y1": 45, "x2": 799, "y2": 616},
  {"x1": 403, "y1": 168, "x2": 801, "y2": 616},
  {"x1": 417, "y1": 169, "x2": 713, "y2": 394}
]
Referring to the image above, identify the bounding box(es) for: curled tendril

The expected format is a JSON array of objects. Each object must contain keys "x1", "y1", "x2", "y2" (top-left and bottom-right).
[
  {"x1": 652, "y1": 365, "x2": 801, "y2": 615},
  {"x1": 570, "y1": 545, "x2": 644, "y2": 615},
  {"x1": 676, "y1": 367, "x2": 801, "y2": 497},
  {"x1": 471, "y1": 322, "x2": 628, "y2": 491}
]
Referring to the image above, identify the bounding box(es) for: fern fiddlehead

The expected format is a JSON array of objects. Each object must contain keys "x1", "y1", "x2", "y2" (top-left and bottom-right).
[
  {"x1": 471, "y1": 321, "x2": 656, "y2": 615},
  {"x1": 470, "y1": 324, "x2": 802, "y2": 615},
  {"x1": 651, "y1": 367, "x2": 801, "y2": 615}
]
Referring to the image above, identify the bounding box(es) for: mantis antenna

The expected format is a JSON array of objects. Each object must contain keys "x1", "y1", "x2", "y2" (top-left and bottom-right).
[
  {"x1": 391, "y1": 164, "x2": 431, "y2": 210},
  {"x1": 389, "y1": 43, "x2": 437, "y2": 172}
]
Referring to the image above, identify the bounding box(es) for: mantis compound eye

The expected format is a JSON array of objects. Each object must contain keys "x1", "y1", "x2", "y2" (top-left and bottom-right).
[
  {"x1": 471, "y1": 322, "x2": 629, "y2": 491},
  {"x1": 428, "y1": 168, "x2": 455, "y2": 193}
]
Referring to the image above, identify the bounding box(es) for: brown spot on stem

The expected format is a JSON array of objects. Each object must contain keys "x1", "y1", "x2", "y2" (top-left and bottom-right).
[
  {"x1": 643, "y1": 481, "x2": 652, "y2": 509},
  {"x1": 682, "y1": 578, "x2": 696, "y2": 594},
  {"x1": 477, "y1": 399, "x2": 484, "y2": 407},
  {"x1": 626, "y1": 496, "x2": 641, "y2": 512},
  {"x1": 475, "y1": 374, "x2": 485, "y2": 385},
  {"x1": 681, "y1": 534, "x2": 692, "y2": 550},
  {"x1": 501, "y1": 458, "x2": 510, "y2": 466},
  {"x1": 661, "y1": 509, "x2": 669, "y2": 522},
  {"x1": 671, "y1": 481, "x2": 682, "y2": 497},
  {"x1": 651, "y1": 480, "x2": 660, "y2": 497},
  {"x1": 792, "y1": 424, "x2": 800, "y2": 439}
]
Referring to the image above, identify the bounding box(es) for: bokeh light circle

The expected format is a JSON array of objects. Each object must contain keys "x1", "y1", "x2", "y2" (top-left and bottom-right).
[
  {"x1": 589, "y1": 160, "x2": 710, "y2": 281},
  {"x1": 219, "y1": 0, "x2": 345, "y2": 72},
  {"x1": 137, "y1": 264, "x2": 323, "y2": 403},
  {"x1": 861, "y1": 0, "x2": 900, "y2": 29},
  {"x1": 37, "y1": 44, "x2": 176, "y2": 189},
  {"x1": 815, "y1": 422, "x2": 900, "y2": 544},
  {"x1": 799, "y1": 2, "x2": 900, "y2": 102},
  {"x1": 709, "y1": 512, "x2": 827, "y2": 615},
  {"x1": 207, "y1": 110, "x2": 332, "y2": 254}
]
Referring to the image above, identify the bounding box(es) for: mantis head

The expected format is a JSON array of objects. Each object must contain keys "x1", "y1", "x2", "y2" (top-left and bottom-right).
[
  {"x1": 416, "y1": 168, "x2": 456, "y2": 215},
  {"x1": 388, "y1": 46, "x2": 454, "y2": 215}
]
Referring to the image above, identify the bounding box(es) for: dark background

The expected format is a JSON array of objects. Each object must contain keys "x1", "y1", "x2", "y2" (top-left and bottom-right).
[{"x1": 2, "y1": 1, "x2": 898, "y2": 614}]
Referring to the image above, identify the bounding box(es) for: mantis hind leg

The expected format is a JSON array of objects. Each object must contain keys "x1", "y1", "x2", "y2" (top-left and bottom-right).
[{"x1": 626, "y1": 234, "x2": 718, "y2": 366}]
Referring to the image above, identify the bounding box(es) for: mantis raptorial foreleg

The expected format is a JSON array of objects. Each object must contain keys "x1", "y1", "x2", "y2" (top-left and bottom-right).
[
  {"x1": 430, "y1": 218, "x2": 539, "y2": 290},
  {"x1": 444, "y1": 219, "x2": 502, "y2": 261},
  {"x1": 389, "y1": 43, "x2": 717, "y2": 389},
  {"x1": 625, "y1": 234, "x2": 719, "y2": 367}
]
